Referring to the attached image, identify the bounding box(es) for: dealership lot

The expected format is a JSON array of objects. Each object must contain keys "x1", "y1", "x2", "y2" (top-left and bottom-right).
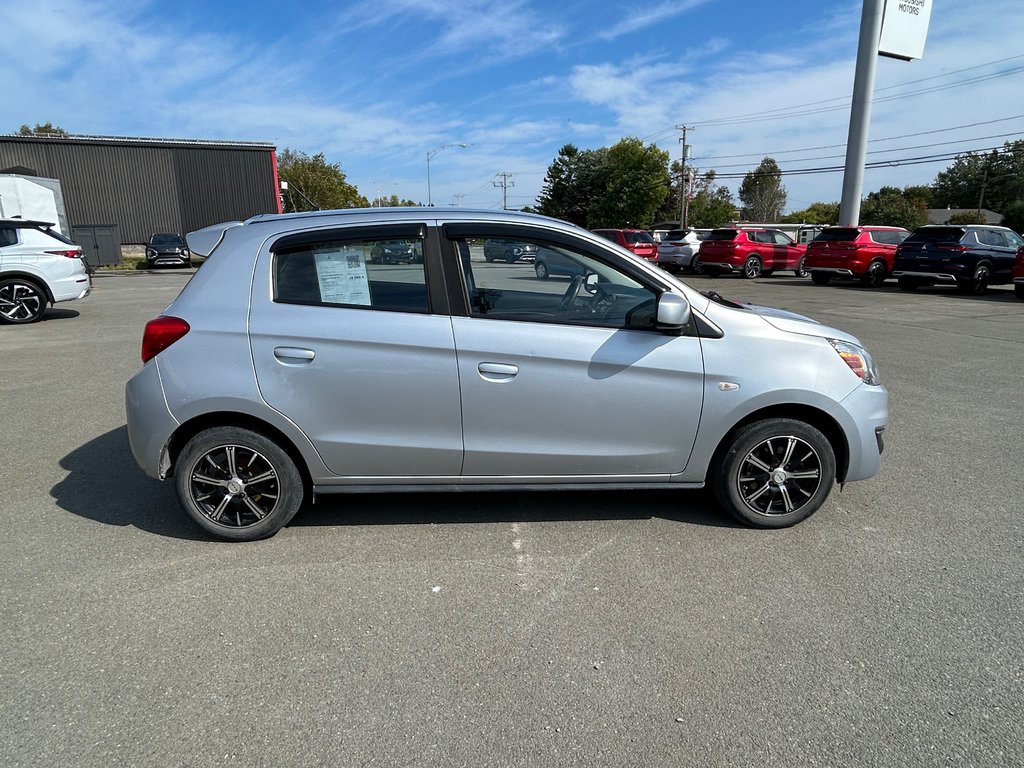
[{"x1": 2, "y1": 269, "x2": 1022, "y2": 766}]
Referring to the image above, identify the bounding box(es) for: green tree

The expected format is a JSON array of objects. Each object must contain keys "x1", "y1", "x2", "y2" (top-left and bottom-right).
[
  {"x1": 686, "y1": 170, "x2": 737, "y2": 228},
  {"x1": 537, "y1": 144, "x2": 607, "y2": 227},
  {"x1": 586, "y1": 138, "x2": 669, "y2": 229},
  {"x1": 859, "y1": 186, "x2": 929, "y2": 230},
  {"x1": 946, "y1": 210, "x2": 987, "y2": 225},
  {"x1": 1002, "y1": 200, "x2": 1024, "y2": 234},
  {"x1": 18, "y1": 122, "x2": 68, "y2": 136},
  {"x1": 781, "y1": 202, "x2": 840, "y2": 225},
  {"x1": 738, "y1": 157, "x2": 787, "y2": 221},
  {"x1": 931, "y1": 141, "x2": 1024, "y2": 214},
  {"x1": 277, "y1": 149, "x2": 367, "y2": 212},
  {"x1": 379, "y1": 194, "x2": 419, "y2": 207}
]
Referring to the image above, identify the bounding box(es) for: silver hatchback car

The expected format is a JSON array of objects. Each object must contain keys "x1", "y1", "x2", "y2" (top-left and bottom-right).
[{"x1": 126, "y1": 208, "x2": 887, "y2": 541}]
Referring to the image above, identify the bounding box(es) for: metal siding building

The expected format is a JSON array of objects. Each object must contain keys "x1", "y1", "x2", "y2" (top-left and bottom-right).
[{"x1": 0, "y1": 134, "x2": 279, "y2": 245}]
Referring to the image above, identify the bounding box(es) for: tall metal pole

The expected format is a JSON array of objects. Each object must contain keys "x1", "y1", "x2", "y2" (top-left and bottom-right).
[
  {"x1": 838, "y1": 0, "x2": 885, "y2": 226},
  {"x1": 677, "y1": 126, "x2": 690, "y2": 227},
  {"x1": 426, "y1": 143, "x2": 468, "y2": 206}
]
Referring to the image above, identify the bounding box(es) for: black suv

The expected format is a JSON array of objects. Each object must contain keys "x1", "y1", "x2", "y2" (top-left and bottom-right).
[
  {"x1": 893, "y1": 225, "x2": 1024, "y2": 294},
  {"x1": 146, "y1": 233, "x2": 192, "y2": 268}
]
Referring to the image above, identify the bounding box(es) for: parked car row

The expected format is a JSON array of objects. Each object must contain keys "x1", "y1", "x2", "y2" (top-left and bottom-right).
[{"x1": 641, "y1": 222, "x2": 1024, "y2": 299}]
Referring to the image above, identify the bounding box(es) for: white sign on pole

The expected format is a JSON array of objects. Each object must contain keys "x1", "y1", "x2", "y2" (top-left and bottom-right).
[{"x1": 878, "y1": 0, "x2": 933, "y2": 60}]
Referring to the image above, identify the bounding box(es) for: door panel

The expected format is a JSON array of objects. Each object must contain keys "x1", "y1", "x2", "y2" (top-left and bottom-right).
[{"x1": 452, "y1": 317, "x2": 704, "y2": 477}]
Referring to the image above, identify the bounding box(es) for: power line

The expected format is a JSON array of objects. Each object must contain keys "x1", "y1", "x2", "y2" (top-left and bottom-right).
[{"x1": 691, "y1": 114, "x2": 1024, "y2": 161}]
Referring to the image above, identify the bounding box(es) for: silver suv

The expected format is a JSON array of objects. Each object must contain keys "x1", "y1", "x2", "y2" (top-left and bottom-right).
[
  {"x1": 0, "y1": 219, "x2": 91, "y2": 324},
  {"x1": 125, "y1": 208, "x2": 888, "y2": 541}
]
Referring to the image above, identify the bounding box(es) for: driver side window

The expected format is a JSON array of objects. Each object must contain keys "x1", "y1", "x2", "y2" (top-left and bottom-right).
[{"x1": 453, "y1": 236, "x2": 659, "y2": 330}]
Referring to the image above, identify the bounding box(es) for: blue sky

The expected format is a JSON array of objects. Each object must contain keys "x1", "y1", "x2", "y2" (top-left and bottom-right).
[{"x1": 3, "y1": 0, "x2": 1023, "y2": 215}]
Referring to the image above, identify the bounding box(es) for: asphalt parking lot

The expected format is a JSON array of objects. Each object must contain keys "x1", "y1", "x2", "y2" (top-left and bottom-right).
[{"x1": 2, "y1": 268, "x2": 1022, "y2": 767}]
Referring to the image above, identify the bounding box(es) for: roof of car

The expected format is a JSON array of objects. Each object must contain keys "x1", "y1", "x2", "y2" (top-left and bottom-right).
[
  {"x1": 187, "y1": 207, "x2": 588, "y2": 258},
  {"x1": 0, "y1": 218, "x2": 55, "y2": 228}
]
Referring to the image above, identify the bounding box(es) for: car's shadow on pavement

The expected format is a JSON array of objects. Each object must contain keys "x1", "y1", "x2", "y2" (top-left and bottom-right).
[
  {"x1": 53, "y1": 426, "x2": 206, "y2": 540},
  {"x1": 54, "y1": 427, "x2": 737, "y2": 540}
]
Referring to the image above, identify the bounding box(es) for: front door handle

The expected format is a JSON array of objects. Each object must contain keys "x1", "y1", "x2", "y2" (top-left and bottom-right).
[
  {"x1": 478, "y1": 362, "x2": 519, "y2": 382},
  {"x1": 274, "y1": 346, "x2": 316, "y2": 365}
]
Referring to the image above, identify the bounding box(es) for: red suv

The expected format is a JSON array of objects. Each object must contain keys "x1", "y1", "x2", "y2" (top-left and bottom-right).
[
  {"x1": 591, "y1": 228, "x2": 658, "y2": 262},
  {"x1": 698, "y1": 228, "x2": 806, "y2": 278},
  {"x1": 805, "y1": 226, "x2": 910, "y2": 288},
  {"x1": 1013, "y1": 245, "x2": 1024, "y2": 300}
]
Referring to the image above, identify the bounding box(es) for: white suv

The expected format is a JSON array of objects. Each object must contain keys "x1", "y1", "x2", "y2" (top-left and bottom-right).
[{"x1": 0, "y1": 219, "x2": 91, "y2": 324}]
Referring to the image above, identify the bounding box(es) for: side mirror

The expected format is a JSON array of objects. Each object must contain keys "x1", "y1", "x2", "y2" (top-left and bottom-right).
[
  {"x1": 656, "y1": 292, "x2": 691, "y2": 330},
  {"x1": 583, "y1": 272, "x2": 600, "y2": 294}
]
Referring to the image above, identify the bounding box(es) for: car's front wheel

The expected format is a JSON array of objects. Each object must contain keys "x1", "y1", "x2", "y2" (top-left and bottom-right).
[
  {"x1": 175, "y1": 426, "x2": 305, "y2": 541},
  {"x1": 712, "y1": 418, "x2": 836, "y2": 528},
  {"x1": 535, "y1": 261, "x2": 549, "y2": 279},
  {"x1": 1015, "y1": 284, "x2": 1024, "y2": 300},
  {"x1": 0, "y1": 277, "x2": 47, "y2": 324}
]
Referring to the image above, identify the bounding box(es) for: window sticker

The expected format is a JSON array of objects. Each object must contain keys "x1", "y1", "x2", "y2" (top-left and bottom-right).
[{"x1": 314, "y1": 245, "x2": 371, "y2": 305}]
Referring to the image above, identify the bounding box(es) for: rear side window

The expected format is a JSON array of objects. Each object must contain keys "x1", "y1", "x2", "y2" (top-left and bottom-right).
[
  {"x1": 977, "y1": 229, "x2": 1007, "y2": 247},
  {"x1": 273, "y1": 236, "x2": 428, "y2": 313},
  {"x1": 870, "y1": 230, "x2": 908, "y2": 245},
  {"x1": 706, "y1": 229, "x2": 738, "y2": 241},
  {"x1": 814, "y1": 228, "x2": 859, "y2": 243}
]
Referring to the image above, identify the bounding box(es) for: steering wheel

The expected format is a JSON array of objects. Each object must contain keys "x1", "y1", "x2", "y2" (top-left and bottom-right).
[{"x1": 558, "y1": 275, "x2": 585, "y2": 311}]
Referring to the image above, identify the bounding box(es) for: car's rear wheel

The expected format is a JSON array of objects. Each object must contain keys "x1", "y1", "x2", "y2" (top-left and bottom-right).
[
  {"x1": 175, "y1": 426, "x2": 305, "y2": 541},
  {"x1": 1015, "y1": 284, "x2": 1024, "y2": 300},
  {"x1": 811, "y1": 272, "x2": 832, "y2": 286},
  {"x1": 712, "y1": 418, "x2": 836, "y2": 528},
  {"x1": 0, "y1": 278, "x2": 47, "y2": 324},
  {"x1": 956, "y1": 262, "x2": 991, "y2": 295},
  {"x1": 794, "y1": 256, "x2": 808, "y2": 277},
  {"x1": 860, "y1": 260, "x2": 887, "y2": 288},
  {"x1": 742, "y1": 255, "x2": 762, "y2": 279},
  {"x1": 535, "y1": 261, "x2": 549, "y2": 279}
]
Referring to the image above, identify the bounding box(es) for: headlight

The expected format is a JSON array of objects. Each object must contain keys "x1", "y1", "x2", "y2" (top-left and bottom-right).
[
  {"x1": 828, "y1": 339, "x2": 880, "y2": 385},
  {"x1": 146, "y1": 249, "x2": 156, "y2": 257}
]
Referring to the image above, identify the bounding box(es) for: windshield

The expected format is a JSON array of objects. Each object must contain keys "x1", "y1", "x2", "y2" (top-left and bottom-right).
[
  {"x1": 151, "y1": 234, "x2": 184, "y2": 246},
  {"x1": 813, "y1": 228, "x2": 859, "y2": 242},
  {"x1": 904, "y1": 227, "x2": 965, "y2": 244},
  {"x1": 624, "y1": 231, "x2": 655, "y2": 245}
]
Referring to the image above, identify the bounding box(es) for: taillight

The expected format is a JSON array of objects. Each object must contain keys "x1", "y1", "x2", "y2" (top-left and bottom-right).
[
  {"x1": 936, "y1": 244, "x2": 968, "y2": 252},
  {"x1": 141, "y1": 316, "x2": 190, "y2": 363},
  {"x1": 45, "y1": 249, "x2": 83, "y2": 259}
]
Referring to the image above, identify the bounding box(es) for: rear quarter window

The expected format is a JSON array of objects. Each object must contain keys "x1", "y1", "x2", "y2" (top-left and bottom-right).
[{"x1": 0, "y1": 227, "x2": 17, "y2": 247}]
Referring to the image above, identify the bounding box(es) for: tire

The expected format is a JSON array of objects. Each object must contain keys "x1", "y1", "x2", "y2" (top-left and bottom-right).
[
  {"x1": 175, "y1": 426, "x2": 305, "y2": 541},
  {"x1": 742, "y1": 255, "x2": 762, "y2": 279},
  {"x1": 0, "y1": 277, "x2": 47, "y2": 324},
  {"x1": 711, "y1": 418, "x2": 836, "y2": 528},
  {"x1": 1015, "y1": 284, "x2": 1024, "y2": 300},
  {"x1": 811, "y1": 272, "x2": 832, "y2": 286},
  {"x1": 535, "y1": 261, "x2": 549, "y2": 279},
  {"x1": 956, "y1": 262, "x2": 991, "y2": 295},
  {"x1": 860, "y1": 260, "x2": 887, "y2": 288},
  {"x1": 504, "y1": 251, "x2": 516, "y2": 264},
  {"x1": 690, "y1": 258, "x2": 703, "y2": 275},
  {"x1": 898, "y1": 276, "x2": 920, "y2": 292},
  {"x1": 794, "y1": 256, "x2": 808, "y2": 277}
]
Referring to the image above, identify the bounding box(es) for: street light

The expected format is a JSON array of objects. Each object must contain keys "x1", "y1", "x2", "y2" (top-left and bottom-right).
[{"x1": 426, "y1": 143, "x2": 468, "y2": 206}]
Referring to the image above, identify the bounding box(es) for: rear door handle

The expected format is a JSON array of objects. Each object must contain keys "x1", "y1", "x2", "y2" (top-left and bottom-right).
[{"x1": 478, "y1": 362, "x2": 519, "y2": 382}]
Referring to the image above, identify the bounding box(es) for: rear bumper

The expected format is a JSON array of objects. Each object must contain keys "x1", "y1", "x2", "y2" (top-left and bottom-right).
[
  {"x1": 892, "y1": 271, "x2": 957, "y2": 283},
  {"x1": 126, "y1": 361, "x2": 179, "y2": 479},
  {"x1": 808, "y1": 267, "x2": 855, "y2": 277},
  {"x1": 51, "y1": 273, "x2": 92, "y2": 303}
]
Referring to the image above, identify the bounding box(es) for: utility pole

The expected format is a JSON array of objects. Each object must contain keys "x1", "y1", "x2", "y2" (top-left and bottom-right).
[
  {"x1": 677, "y1": 126, "x2": 692, "y2": 228},
  {"x1": 493, "y1": 172, "x2": 515, "y2": 210}
]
